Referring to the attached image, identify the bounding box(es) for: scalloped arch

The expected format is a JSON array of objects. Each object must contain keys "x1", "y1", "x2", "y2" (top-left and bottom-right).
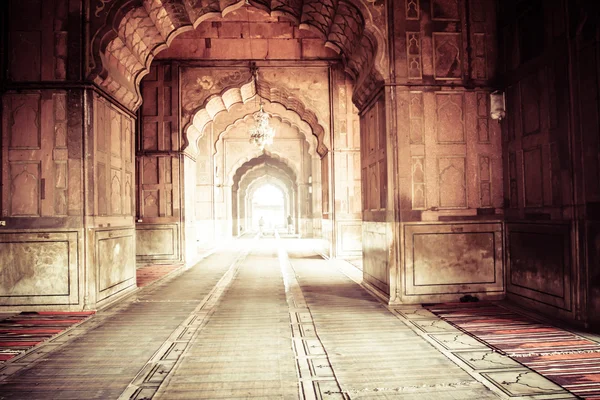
[
  {"x1": 230, "y1": 152, "x2": 298, "y2": 188},
  {"x1": 188, "y1": 81, "x2": 328, "y2": 158},
  {"x1": 243, "y1": 174, "x2": 293, "y2": 205},
  {"x1": 89, "y1": 0, "x2": 386, "y2": 111},
  {"x1": 214, "y1": 110, "x2": 317, "y2": 159}
]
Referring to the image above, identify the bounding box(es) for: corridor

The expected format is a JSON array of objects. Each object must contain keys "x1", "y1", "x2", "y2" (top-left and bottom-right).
[{"x1": 0, "y1": 238, "x2": 584, "y2": 400}]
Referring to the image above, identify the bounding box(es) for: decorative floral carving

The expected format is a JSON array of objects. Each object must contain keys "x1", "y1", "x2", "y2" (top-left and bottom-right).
[
  {"x1": 197, "y1": 76, "x2": 214, "y2": 90},
  {"x1": 95, "y1": 0, "x2": 114, "y2": 18}
]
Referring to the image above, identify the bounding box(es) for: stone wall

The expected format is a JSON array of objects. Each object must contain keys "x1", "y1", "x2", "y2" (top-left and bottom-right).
[
  {"x1": 89, "y1": 94, "x2": 136, "y2": 305},
  {"x1": 0, "y1": 0, "x2": 136, "y2": 310},
  {"x1": 360, "y1": 95, "x2": 391, "y2": 295},
  {"x1": 331, "y1": 66, "x2": 363, "y2": 258},
  {"x1": 500, "y1": 0, "x2": 600, "y2": 327},
  {"x1": 356, "y1": 0, "x2": 503, "y2": 303},
  {"x1": 137, "y1": 64, "x2": 183, "y2": 265}
]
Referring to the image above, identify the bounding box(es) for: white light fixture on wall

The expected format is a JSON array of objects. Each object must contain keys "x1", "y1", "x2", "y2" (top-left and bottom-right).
[
  {"x1": 490, "y1": 90, "x2": 506, "y2": 121},
  {"x1": 248, "y1": 64, "x2": 275, "y2": 149}
]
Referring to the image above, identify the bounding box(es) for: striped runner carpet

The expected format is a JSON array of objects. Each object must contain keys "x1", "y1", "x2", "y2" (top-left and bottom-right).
[
  {"x1": 426, "y1": 302, "x2": 600, "y2": 400},
  {"x1": 0, "y1": 311, "x2": 95, "y2": 362}
]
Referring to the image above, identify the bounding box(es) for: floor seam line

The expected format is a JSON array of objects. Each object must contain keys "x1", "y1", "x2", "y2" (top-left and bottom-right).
[{"x1": 116, "y1": 247, "x2": 250, "y2": 400}]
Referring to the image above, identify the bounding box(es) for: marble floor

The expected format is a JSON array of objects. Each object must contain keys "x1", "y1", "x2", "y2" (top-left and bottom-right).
[{"x1": 0, "y1": 238, "x2": 580, "y2": 399}]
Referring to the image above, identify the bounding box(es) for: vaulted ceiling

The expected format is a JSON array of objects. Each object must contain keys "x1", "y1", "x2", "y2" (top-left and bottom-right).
[{"x1": 89, "y1": 0, "x2": 385, "y2": 111}]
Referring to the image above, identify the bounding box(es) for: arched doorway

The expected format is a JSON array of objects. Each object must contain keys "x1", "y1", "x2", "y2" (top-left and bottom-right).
[
  {"x1": 0, "y1": 0, "x2": 384, "y2": 310},
  {"x1": 250, "y1": 184, "x2": 285, "y2": 235}
]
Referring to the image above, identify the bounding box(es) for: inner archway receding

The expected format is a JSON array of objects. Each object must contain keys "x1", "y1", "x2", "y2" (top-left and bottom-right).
[{"x1": 251, "y1": 184, "x2": 285, "y2": 234}]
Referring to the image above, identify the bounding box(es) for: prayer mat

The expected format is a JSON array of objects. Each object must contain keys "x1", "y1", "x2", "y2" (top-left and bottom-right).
[
  {"x1": 427, "y1": 302, "x2": 600, "y2": 399},
  {"x1": 0, "y1": 311, "x2": 95, "y2": 362}
]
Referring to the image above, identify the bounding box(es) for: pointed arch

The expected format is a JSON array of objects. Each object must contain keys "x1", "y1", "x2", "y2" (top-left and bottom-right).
[
  {"x1": 88, "y1": 0, "x2": 386, "y2": 111},
  {"x1": 187, "y1": 80, "x2": 328, "y2": 157}
]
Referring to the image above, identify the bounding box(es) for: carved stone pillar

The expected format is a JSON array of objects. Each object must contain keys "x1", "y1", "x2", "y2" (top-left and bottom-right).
[
  {"x1": 387, "y1": 0, "x2": 503, "y2": 304},
  {"x1": 137, "y1": 63, "x2": 185, "y2": 266},
  {"x1": 0, "y1": 0, "x2": 137, "y2": 310}
]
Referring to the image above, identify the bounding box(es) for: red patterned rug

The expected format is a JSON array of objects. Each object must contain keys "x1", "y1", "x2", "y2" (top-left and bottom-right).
[
  {"x1": 426, "y1": 302, "x2": 600, "y2": 399},
  {"x1": 0, "y1": 311, "x2": 95, "y2": 362},
  {"x1": 136, "y1": 264, "x2": 180, "y2": 287}
]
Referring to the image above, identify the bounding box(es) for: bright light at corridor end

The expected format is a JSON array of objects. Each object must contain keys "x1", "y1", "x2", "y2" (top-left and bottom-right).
[{"x1": 252, "y1": 184, "x2": 285, "y2": 231}]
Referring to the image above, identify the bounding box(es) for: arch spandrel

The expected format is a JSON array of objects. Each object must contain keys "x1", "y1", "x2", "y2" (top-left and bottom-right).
[{"x1": 89, "y1": 0, "x2": 387, "y2": 112}]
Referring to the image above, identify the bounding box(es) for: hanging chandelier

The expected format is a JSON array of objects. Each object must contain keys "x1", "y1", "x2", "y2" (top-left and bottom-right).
[
  {"x1": 248, "y1": 102, "x2": 275, "y2": 149},
  {"x1": 247, "y1": 61, "x2": 275, "y2": 149}
]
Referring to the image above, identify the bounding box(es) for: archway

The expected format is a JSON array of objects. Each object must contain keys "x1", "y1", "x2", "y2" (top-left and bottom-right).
[
  {"x1": 249, "y1": 183, "x2": 285, "y2": 235},
  {"x1": 232, "y1": 154, "x2": 299, "y2": 237},
  {"x1": 89, "y1": 0, "x2": 387, "y2": 111},
  {"x1": 127, "y1": 1, "x2": 370, "y2": 274}
]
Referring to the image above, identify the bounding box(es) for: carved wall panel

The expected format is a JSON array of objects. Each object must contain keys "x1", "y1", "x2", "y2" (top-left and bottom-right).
[
  {"x1": 141, "y1": 64, "x2": 181, "y2": 152},
  {"x1": 394, "y1": 0, "x2": 497, "y2": 86},
  {"x1": 2, "y1": 91, "x2": 83, "y2": 219},
  {"x1": 403, "y1": 223, "x2": 503, "y2": 301},
  {"x1": 412, "y1": 157, "x2": 426, "y2": 210},
  {"x1": 479, "y1": 155, "x2": 492, "y2": 207},
  {"x1": 137, "y1": 63, "x2": 182, "y2": 264},
  {"x1": 433, "y1": 33, "x2": 462, "y2": 80},
  {"x1": 407, "y1": 33, "x2": 422, "y2": 80},
  {"x1": 436, "y1": 93, "x2": 465, "y2": 143},
  {"x1": 331, "y1": 68, "x2": 362, "y2": 258},
  {"x1": 0, "y1": 231, "x2": 79, "y2": 306},
  {"x1": 412, "y1": 91, "x2": 502, "y2": 214},
  {"x1": 136, "y1": 224, "x2": 180, "y2": 262},
  {"x1": 138, "y1": 157, "x2": 178, "y2": 219},
  {"x1": 503, "y1": 56, "x2": 568, "y2": 218},
  {"x1": 8, "y1": 0, "x2": 71, "y2": 82},
  {"x1": 506, "y1": 224, "x2": 571, "y2": 311},
  {"x1": 438, "y1": 157, "x2": 467, "y2": 208},
  {"x1": 472, "y1": 33, "x2": 487, "y2": 80},
  {"x1": 93, "y1": 94, "x2": 135, "y2": 219},
  {"x1": 409, "y1": 92, "x2": 424, "y2": 144},
  {"x1": 361, "y1": 95, "x2": 387, "y2": 214},
  {"x1": 96, "y1": 228, "x2": 135, "y2": 303},
  {"x1": 406, "y1": 0, "x2": 420, "y2": 20},
  {"x1": 476, "y1": 92, "x2": 489, "y2": 143}
]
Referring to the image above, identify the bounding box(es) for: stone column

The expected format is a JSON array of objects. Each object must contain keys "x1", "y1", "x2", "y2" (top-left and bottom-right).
[
  {"x1": 0, "y1": 0, "x2": 138, "y2": 310},
  {"x1": 136, "y1": 63, "x2": 184, "y2": 266},
  {"x1": 387, "y1": 0, "x2": 503, "y2": 304},
  {"x1": 331, "y1": 66, "x2": 363, "y2": 258}
]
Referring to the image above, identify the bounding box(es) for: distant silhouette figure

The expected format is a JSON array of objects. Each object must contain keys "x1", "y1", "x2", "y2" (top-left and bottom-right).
[
  {"x1": 287, "y1": 215, "x2": 293, "y2": 234},
  {"x1": 258, "y1": 216, "x2": 265, "y2": 236}
]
